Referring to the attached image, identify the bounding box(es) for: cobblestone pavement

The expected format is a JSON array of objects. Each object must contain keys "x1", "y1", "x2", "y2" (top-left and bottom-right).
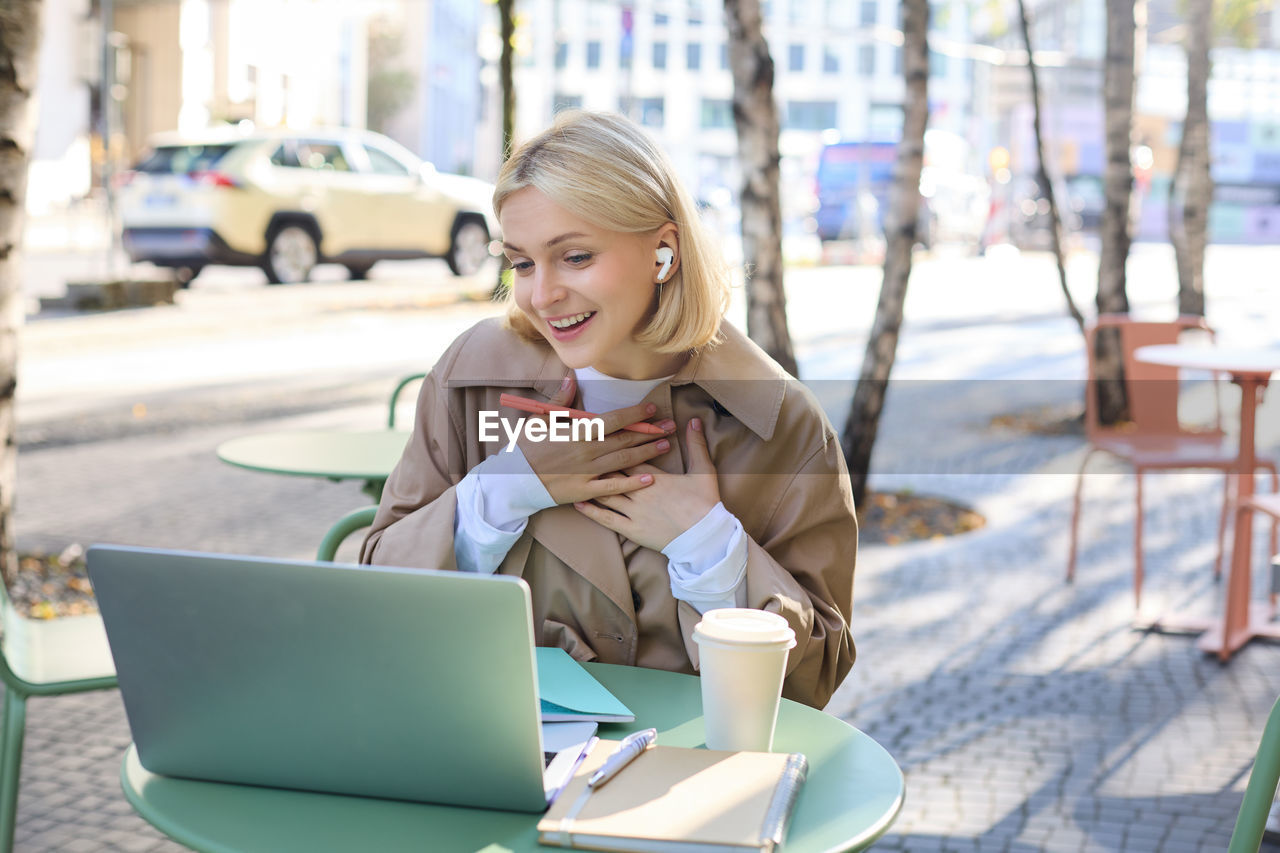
[{"x1": 12, "y1": 249, "x2": 1280, "y2": 851}]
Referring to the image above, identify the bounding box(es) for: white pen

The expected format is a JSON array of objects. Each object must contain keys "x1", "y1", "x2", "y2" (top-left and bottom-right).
[{"x1": 587, "y1": 728, "x2": 657, "y2": 789}]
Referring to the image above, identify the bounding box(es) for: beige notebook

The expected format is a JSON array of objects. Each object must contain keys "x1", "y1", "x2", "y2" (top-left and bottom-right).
[{"x1": 537, "y1": 739, "x2": 807, "y2": 853}]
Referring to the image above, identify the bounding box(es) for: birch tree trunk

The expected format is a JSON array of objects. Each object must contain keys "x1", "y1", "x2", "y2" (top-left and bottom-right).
[
  {"x1": 842, "y1": 0, "x2": 928, "y2": 506},
  {"x1": 1018, "y1": 0, "x2": 1085, "y2": 336},
  {"x1": 0, "y1": 0, "x2": 42, "y2": 584},
  {"x1": 493, "y1": 0, "x2": 516, "y2": 297},
  {"x1": 724, "y1": 0, "x2": 798, "y2": 378},
  {"x1": 1169, "y1": 0, "x2": 1212, "y2": 317},
  {"x1": 1094, "y1": 0, "x2": 1143, "y2": 424}
]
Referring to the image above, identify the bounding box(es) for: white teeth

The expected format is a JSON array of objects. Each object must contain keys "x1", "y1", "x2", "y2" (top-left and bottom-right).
[{"x1": 549, "y1": 311, "x2": 594, "y2": 329}]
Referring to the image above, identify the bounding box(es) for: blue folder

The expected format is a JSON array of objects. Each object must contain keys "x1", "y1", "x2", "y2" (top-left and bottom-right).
[{"x1": 536, "y1": 648, "x2": 635, "y2": 723}]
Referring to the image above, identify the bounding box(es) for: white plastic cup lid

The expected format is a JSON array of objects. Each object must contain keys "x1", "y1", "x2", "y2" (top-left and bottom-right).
[{"x1": 693, "y1": 608, "x2": 796, "y2": 649}]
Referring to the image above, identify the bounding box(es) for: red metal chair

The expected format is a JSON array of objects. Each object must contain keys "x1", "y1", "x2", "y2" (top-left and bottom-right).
[{"x1": 1067, "y1": 315, "x2": 1279, "y2": 610}]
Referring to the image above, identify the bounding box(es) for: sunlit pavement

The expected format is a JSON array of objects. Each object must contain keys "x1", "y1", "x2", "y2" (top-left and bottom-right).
[{"x1": 10, "y1": 244, "x2": 1280, "y2": 851}]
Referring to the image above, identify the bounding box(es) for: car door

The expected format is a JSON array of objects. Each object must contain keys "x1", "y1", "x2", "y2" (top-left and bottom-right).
[
  {"x1": 289, "y1": 138, "x2": 374, "y2": 256},
  {"x1": 352, "y1": 142, "x2": 432, "y2": 252}
]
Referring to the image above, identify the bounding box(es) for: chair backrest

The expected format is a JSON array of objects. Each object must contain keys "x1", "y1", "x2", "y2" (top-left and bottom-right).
[
  {"x1": 1229, "y1": 694, "x2": 1280, "y2": 852},
  {"x1": 1083, "y1": 314, "x2": 1219, "y2": 441},
  {"x1": 317, "y1": 505, "x2": 379, "y2": 562},
  {"x1": 387, "y1": 373, "x2": 426, "y2": 428}
]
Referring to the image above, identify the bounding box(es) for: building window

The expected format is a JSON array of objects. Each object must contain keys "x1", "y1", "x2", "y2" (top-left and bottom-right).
[
  {"x1": 621, "y1": 96, "x2": 665, "y2": 127},
  {"x1": 858, "y1": 44, "x2": 875, "y2": 76},
  {"x1": 655, "y1": 12, "x2": 669, "y2": 25},
  {"x1": 859, "y1": 0, "x2": 877, "y2": 25},
  {"x1": 788, "y1": 44, "x2": 804, "y2": 72},
  {"x1": 688, "y1": 1, "x2": 702, "y2": 25},
  {"x1": 653, "y1": 42, "x2": 668, "y2": 69},
  {"x1": 552, "y1": 94, "x2": 583, "y2": 114},
  {"x1": 784, "y1": 100, "x2": 837, "y2": 131},
  {"x1": 701, "y1": 98, "x2": 733, "y2": 129},
  {"x1": 823, "y1": 47, "x2": 839, "y2": 74},
  {"x1": 687, "y1": 42, "x2": 702, "y2": 69},
  {"x1": 555, "y1": 41, "x2": 568, "y2": 70},
  {"x1": 587, "y1": 41, "x2": 601, "y2": 69},
  {"x1": 719, "y1": 43, "x2": 729, "y2": 70}
]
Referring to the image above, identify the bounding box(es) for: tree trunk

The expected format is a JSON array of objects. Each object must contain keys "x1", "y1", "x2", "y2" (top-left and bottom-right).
[
  {"x1": 1169, "y1": 0, "x2": 1212, "y2": 317},
  {"x1": 1094, "y1": 0, "x2": 1142, "y2": 424},
  {"x1": 0, "y1": 0, "x2": 42, "y2": 585},
  {"x1": 724, "y1": 0, "x2": 798, "y2": 378},
  {"x1": 493, "y1": 0, "x2": 516, "y2": 298},
  {"x1": 1018, "y1": 0, "x2": 1085, "y2": 337},
  {"x1": 842, "y1": 0, "x2": 928, "y2": 507}
]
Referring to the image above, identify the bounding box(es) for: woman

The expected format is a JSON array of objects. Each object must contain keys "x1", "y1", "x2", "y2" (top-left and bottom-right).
[{"x1": 361, "y1": 110, "x2": 856, "y2": 709}]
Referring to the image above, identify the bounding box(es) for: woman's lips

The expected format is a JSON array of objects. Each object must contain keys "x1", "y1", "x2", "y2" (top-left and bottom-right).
[{"x1": 547, "y1": 311, "x2": 596, "y2": 341}]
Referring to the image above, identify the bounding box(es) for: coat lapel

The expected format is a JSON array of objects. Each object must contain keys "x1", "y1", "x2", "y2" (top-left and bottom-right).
[{"x1": 527, "y1": 503, "x2": 636, "y2": 623}]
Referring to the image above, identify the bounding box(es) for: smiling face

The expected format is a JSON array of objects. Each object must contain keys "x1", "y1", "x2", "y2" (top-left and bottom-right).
[{"x1": 500, "y1": 186, "x2": 684, "y2": 380}]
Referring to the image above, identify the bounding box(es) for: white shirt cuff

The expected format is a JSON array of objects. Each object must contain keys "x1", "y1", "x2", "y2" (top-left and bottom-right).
[
  {"x1": 661, "y1": 502, "x2": 749, "y2": 613},
  {"x1": 453, "y1": 447, "x2": 556, "y2": 574}
]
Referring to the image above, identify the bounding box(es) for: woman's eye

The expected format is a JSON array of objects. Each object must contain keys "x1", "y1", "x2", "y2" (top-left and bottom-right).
[
  {"x1": 565, "y1": 253, "x2": 592, "y2": 265},
  {"x1": 511, "y1": 260, "x2": 534, "y2": 273}
]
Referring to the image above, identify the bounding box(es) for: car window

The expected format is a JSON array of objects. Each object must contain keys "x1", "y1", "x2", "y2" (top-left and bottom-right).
[
  {"x1": 269, "y1": 142, "x2": 302, "y2": 168},
  {"x1": 295, "y1": 142, "x2": 351, "y2": 172},
  {"x1": 364, "y1": 145, "x2": 412, "y2": 176},
  {"x1": 135, "y1": 144, "x2": 236, "y2": 173}
]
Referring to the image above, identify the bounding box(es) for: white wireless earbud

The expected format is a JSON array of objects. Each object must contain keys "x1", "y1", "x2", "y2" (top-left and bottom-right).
[{"x1": 655, "y1": 247, "x2": 674, "y2": 281}]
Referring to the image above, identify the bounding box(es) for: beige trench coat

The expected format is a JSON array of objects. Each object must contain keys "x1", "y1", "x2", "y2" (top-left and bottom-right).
[{"x1": 360, "y1": 317, "x2": 857, "y2": 709}]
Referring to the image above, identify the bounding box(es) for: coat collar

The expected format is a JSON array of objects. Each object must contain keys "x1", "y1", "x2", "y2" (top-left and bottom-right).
[{"x1": 447, "y1": 318, "x2": 789, "y2": 442}]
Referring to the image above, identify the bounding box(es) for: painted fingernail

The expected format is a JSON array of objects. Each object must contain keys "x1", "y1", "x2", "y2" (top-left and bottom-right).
[
  {"x1": 561, "y1": 376, "x2": 572, "y2": 391},
  {"x1": 659, "y1": 420, "x2": 675, "y2": 431},
  {"x1": 640, "y1": 474, "x2": 654, "y2": 484},
  {"x1": 645, "y1": 403, "x2": 658, "y2": 415},
  {"x1": 574, "y1": 501, "x2": 586, "y2": 509},
  {"x1": 656, "y1": 440, "x2": 670, "y2": 451},
  {"x1": 692, "y1": 418, "x2": 702, "y2": 431}
]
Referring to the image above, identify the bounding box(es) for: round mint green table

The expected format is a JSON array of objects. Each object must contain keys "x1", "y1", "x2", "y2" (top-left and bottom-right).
[
  {"x1": 121, "y1": 663, "x2": 904, "y2": 852},
  {"x1": 216, "y1": 429, "x2": 410, "y2": 501}
]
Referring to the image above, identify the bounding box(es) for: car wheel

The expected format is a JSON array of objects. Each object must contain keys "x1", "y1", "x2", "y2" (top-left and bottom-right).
[
  {"x1": 446, "y1": 216, "x2": 490, "y2": 277},
  {"x1": 345, "y1": 262, "x2": 375, "y2": 280},
  {"x1": 263, "y1": 224, "x2": 318, "y2": 285},
  {"x1": 174, "y1": 265, "x2": 204, "y2": 288}
]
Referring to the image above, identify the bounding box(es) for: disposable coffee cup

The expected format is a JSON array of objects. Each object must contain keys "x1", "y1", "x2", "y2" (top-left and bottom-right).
[{"x1": 692, "y1": 608, "x2": 796, "y2": 752}]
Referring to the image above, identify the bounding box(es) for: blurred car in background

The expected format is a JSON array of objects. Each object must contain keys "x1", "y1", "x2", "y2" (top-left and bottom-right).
[
  {"x1": 1003, "y1": 174, "x2": 1103, "y2": 250},
  {"x1": 813, "y1": 140, "x2": 988, "y2": 251},
  {"x1": 117, "y1": 127, "x2": 499, "y2": 284}
]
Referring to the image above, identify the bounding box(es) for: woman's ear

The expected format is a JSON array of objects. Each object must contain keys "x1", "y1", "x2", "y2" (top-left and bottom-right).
[{"x1": 654, "y1": 224, "x2": 680, "y2": 281}]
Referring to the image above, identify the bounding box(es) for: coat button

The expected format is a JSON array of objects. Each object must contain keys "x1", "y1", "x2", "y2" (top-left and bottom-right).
[{"x1": 631, "y1": 590, "x2": 643, "y2": 611}]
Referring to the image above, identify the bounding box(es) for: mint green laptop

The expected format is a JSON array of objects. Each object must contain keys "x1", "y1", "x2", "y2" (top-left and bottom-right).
[{"x1": 87, "y1": 545, "x2": 581, "y2": 812}]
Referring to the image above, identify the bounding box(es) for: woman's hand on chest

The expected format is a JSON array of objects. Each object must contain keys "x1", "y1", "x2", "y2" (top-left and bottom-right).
[
  {"x1": 572, "y1": 418, "x2": 721, "y2": 552},
  {"x1": 520, "y1": 373, "x2": 676, "y2": 506}
]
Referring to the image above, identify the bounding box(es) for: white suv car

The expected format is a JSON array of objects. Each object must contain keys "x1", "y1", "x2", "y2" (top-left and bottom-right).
[{"x1": 118, "y1": 127, "x2": 499, "y2": 284}]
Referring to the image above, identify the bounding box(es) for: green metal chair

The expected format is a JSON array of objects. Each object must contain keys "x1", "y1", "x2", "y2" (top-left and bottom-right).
[
  {"x1": 0, "y1": 578, "x2": 117, "y2": 852},
  {"x1": 387, "y1": 373, "x2": 426, "y2": 429},
  {"x1": 317, "y1": 506, "x2": 380, "y2": 562},
  {"x1": 1230, "y1": 694, "x2": 1280, "y2": 852}
]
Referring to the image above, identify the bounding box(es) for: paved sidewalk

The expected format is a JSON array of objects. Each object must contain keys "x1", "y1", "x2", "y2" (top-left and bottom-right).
[{"x1": 11, "y1": 250, "x2": 1280, "y2": 851}]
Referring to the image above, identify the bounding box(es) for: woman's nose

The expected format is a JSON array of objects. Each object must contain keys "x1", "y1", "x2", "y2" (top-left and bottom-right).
[{"x1": 529, "y1": 270, "x2": 566, "y2": 311}]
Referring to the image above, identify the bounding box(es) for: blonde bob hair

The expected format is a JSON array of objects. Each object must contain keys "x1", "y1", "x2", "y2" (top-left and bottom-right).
[{"x1": 493, "y1": 110, "x2": 730, "y2": 354}]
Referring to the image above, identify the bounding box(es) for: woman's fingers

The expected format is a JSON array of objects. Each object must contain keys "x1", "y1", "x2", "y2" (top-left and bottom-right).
[
  {"x1": 584, "y1": 472, "x2": 653, "y2": 500},
  {"x1": 599, "y1": 402, "x2": 662, "y2": 435}
]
